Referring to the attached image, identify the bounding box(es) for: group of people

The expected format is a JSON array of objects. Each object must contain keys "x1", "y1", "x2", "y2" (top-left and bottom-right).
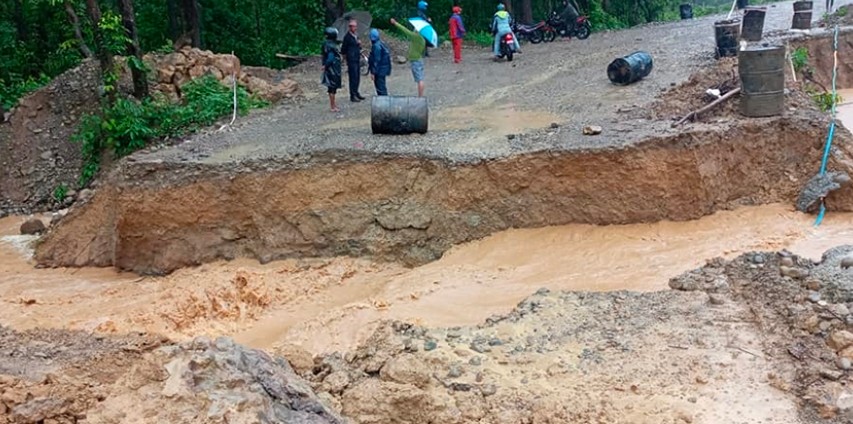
[{"x1": 320, "y1": 1, "x2": 537, "y2": 112}]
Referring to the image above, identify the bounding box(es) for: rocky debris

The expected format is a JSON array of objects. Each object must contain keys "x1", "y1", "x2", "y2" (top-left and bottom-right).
[
  {"x1": 797, "y1": 171, "x2": 851, "y2": 213},
  {"x1": 582, "y1": 125, "x2": 602, "y2": 135},
  {"x1": 811, "y1": 246, "x2": 853, "y2": 303},
  {"x1": 0, "y1": 328, "x2": 344, "y2": 424},
  {"x1": 90, "y1": 336, "x2": 344, "y2": 424},
  {"x1": 668, "y1": 257, "x2": 730, "y2": 292},
  {"x1": 395, "y1": 55, "x2": 408, "y2": 64},
  {"x1": 19, "y1": 218, "x2": 46, "y2": 235},
  {"x1": 146, "y1": 47, "x2": 301, "y2": 103},
  {"x1": 0, "y1": 59, "x2": 117, "y2": 212}
]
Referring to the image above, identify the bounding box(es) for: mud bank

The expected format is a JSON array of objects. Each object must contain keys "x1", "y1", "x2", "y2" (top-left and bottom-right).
[{"x1": 34, "y1": 114, "x2": 853, "y2": 274}]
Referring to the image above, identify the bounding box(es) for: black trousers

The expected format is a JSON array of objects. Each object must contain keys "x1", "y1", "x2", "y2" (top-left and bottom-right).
[{"x1": 347, "y1": 61, "x2": 360, "y2": 99}]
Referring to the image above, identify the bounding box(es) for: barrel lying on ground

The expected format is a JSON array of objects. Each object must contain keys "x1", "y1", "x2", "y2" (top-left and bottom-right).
[
  {"x1": 792, "y1": 0, "x2": 813, "y2": 29},
  {"x1": 739, "y1": 45, "x2": 785, "y2": 117},
  {"x1": 714, "y1": 19, "x2": 740, "y2": 58},
  {"x1": 371, "y1": 96, "x2": 429, "y2": 134},
  {"x1": 607, "y1": 51, "x2": 653, "y2": 85},
  {"x1": 741, "y1": 7, "x2": 767, "y2": 41}
]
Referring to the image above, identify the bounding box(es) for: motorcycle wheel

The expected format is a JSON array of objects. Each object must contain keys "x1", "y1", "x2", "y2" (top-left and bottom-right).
[
  {"x1": 506, "y1": 50, "x2": 513, "y2": 62},
  {"x1": 542, "y1": 28, "x2": 557, "y2": 42},
  {"x1": 360, "y1": 56, "x2": 369, "y2": 76},
  {"x1": 576, "y1": 23, "x2": 591, "y2": 40},
  {"x1": 529, "y1": 29, "x2": 543, "y2": 44}
]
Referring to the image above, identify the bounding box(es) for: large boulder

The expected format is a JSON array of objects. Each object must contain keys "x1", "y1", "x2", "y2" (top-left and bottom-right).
[{"x1": 87, "y1": 337, "x2": 345, "y2": 424}]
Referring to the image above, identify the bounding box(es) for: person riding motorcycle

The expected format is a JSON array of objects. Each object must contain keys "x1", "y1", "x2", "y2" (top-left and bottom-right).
[
  {"x1": 558, "y1": 0, "x2": 580, "y2": 34},
  {"x1": 491, "y1": 3, "x2": 520, "y2": 59}
]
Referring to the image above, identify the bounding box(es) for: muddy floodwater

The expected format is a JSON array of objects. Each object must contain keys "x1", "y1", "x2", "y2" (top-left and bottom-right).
[{"x1": 2, "y1": 204, "x2": 852, "y2": 354}]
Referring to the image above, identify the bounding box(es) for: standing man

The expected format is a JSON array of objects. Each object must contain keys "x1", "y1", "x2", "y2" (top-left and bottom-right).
[
  {"x1": 341, "y1": 19, "x2": 366, "y2": 102},
  {"x1": 390, "y1": 18, "x2": 426, "y2": 97},
  {"x1": 448, "y1": 6, "x2": 466, "y2": 63},
  {"x1": 368, "y1": 29, "x2": 392, "y2": 96},
  {"x1": 417, "y1": 1, "x2": 432, "y2": 57}
]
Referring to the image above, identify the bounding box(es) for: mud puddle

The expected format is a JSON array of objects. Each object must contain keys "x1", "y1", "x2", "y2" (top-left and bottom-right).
[{"x1": 2, "y1": 204, "x2": 852, "y2": 354}]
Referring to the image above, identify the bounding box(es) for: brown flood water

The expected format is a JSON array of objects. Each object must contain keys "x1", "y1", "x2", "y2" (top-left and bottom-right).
[{"x1": 2, "y1": 204, "x2": 853, "y2": 355}]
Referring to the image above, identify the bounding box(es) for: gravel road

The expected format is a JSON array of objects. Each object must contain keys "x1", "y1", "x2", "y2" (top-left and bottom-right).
[{"x1": 136, "y1": 0, "x2": 838, "y2": 166}]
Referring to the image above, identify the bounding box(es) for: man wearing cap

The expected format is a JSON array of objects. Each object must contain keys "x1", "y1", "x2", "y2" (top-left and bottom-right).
[{"x1": 449, "y1": 6, "x2": 466, "y2": 63}]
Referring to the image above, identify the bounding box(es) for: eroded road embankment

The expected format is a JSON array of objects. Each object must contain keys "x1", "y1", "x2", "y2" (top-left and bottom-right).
[{"x1": 34, "y1": 114, "x2": 853, "y2": 274}]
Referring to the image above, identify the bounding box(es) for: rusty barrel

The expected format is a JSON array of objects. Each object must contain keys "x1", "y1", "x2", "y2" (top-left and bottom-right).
[
  {"x1": 739, "y1": 45, "x2": 785, "y2": 117},
  {"x1": 792, "y1": 0, "x2": 813, "y2": 29},
  {"x1": 715, "y1": 19, "x2": 741, "y2": 58},
  {"x1": 607, "y1": 51, "x2": 653, "y2": 85},
  {"x1": 371, "y1": 96, "x2": 429, "y2": 134},
  {"x1": 741, "y1": 7, "x2": 767, "y2": 41},
  {"x1": 680, "y1": 3, "x2": 693, "y2": 19}
]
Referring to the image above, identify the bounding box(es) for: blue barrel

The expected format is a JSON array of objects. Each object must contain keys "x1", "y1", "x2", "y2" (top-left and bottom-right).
[
  {"x1": 607, "y1": 51, "x2": 653, "y2": 85},
  {"x1": 371, "y1": 96, "x2": 429, "y2": 134},
  {"x1": 737, "y1": 0, "x2": 749, "y2": 9},
  {"x1": 680, "y1": 4, "x2": 693, "y2": 19}
]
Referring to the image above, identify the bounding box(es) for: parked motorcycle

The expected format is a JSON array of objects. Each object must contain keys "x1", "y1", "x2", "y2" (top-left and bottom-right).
[
  {"x1": 511, "y1": 20, "x2": 545, "y2": 44},
  {"x1": 545, "y1": 11, "x2": 591, "y2": 40},
  {"x1": 496, "y1": 32, "x2": 517, "y2": 61}
]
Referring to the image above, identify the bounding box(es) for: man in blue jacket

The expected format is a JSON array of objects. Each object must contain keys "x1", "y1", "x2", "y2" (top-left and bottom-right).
[{"x1": 368, "y1": 29, "x2": 392, "y2": 96}]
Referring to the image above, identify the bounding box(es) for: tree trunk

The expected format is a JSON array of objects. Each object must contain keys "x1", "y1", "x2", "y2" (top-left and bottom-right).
[
  {"x1": 181, "y1": 0, "x2": 201, "y2": 47},
  {"x1": 85, "y1": 0, "x2": 115, "y2": 102},
  {"x1": 117, "y1": 0, "x2": 148, "y2": 99},
  {"x1": 521, "y1": 0, "x2": 533, "y2": 23},
  {"x1": 13, "y1": 0, "x2": 28, "y2": 43},
  {"x1": 253, "y1": 0, "x2": 261, "y2": 37},
  {"x1": 167, "y1": 0, "x2": 180, "y2": 41},
  {"x1": 64, "y1": 1, "x2": 93, "y2": 58}
]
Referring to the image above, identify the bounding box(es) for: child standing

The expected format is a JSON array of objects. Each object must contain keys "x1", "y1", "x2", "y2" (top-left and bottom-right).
[
  {"x1": 368, "y1": 29, "x2": 392, "y2": 96},
  {"x1": 449, "y1": 6, "x2": 466, "y2": 63},
  {"x1": 321, "y1": 27, "x2": 342, "y2": 112}
]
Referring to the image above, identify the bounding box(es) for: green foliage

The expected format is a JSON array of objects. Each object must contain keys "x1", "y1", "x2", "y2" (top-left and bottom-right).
[
  {"x1": 792, "y1": 47, "x2": 809, "y2": 73},
  {"x1": 0, "y1": 74, "x2": 51, "y2": 110},
  {"x1": 836, "y1": 5, "x2": 849, "y2": 16},
  {"x1": 52, "y1": 184, "x2": 68, "y2": 203},
  {"x1": 465, "y1": 31, "x2": 495, "y2": 47},
  {"x1": 74, "y1": 75, "x2": 267, "y2": 187},
  {"x1": 813, "y1": 92, "x2": 842, "y2": 112}
]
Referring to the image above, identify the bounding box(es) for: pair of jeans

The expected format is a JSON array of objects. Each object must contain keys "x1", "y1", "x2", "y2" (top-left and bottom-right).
[
  {"x1": 374, "y1": 75, "x2": 387, "y2": 96},
  {"x1": 347, "y1": 61, "x2": 361, "y2": 99}
]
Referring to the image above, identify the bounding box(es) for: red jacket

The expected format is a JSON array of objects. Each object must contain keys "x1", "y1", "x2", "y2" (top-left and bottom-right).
[{"x1": 449, "y1": 14, "x2": 466, "y2": 39}]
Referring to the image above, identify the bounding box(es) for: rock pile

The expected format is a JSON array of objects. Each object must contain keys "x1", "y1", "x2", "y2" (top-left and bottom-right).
[{"x1": 148, "y1": 47, "x2": 301, "y2": 103}]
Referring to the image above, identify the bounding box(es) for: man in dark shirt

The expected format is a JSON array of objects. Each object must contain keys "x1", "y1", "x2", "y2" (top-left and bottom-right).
[{"x1": 341, "y1": 19, "x2": 365, "y2": 102}]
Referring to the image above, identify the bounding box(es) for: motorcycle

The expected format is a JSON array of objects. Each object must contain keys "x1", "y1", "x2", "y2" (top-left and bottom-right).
[
  {"x1": 496, "y1": 32, "x2": 516, "y2": 61},
  {"x1": 545, "y1": 11, "x2": 591, "y2": 40},
  {"x1": 511, "y1": 20, "x2": 546, "y2": 44}
]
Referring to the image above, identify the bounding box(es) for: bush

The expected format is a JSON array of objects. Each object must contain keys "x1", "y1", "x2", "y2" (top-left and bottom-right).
[
  {"x1": 466, "y1": 31, "x2": 495, "y2": 47},
  {"x1": 0, "y1": 74, "x2": 51, "y2": 110},
  {"x1": 74, "y1": 75, "x2": 267, "y2": 187}
]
